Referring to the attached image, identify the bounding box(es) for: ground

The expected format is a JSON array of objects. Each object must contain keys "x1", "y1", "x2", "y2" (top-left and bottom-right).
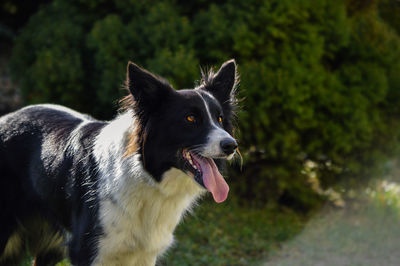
[
  {"x1": 20, "y1": 179, "x2": 400, "y2": 266},
  {"x1": 263, "y1": 181, "x2": 400, "y2": 266}
]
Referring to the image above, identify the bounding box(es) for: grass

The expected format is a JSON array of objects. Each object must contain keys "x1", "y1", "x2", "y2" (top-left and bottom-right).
[
  {"x1": 21, "y1": 195, "x2": 306, "y2": 266},
  {"x1": 20, "y1": 178, "x2": 400, "y2": 266},
  {"x1": 159, "y1": 196, "x2": 305, "y2": 265}
]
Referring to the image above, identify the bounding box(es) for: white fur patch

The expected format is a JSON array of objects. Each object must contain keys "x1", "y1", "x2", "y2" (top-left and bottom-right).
[
  {"x1": 203, "y1": 127, "x2": 234, "y2": 158},
  {"x1": 93, "y1": 113, "x2": 204, "y2": 266},
  {"x1": 194, "y1": 90, "x2": 218, "y2": 128},
  {"x1": 194, "y1": 91, "x2": 236, "y2": 158}
]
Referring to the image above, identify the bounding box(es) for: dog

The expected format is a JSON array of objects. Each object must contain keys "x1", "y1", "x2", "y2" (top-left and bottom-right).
[{"x1": 0, "y1": 59, "x2": 238, "y2": 266}]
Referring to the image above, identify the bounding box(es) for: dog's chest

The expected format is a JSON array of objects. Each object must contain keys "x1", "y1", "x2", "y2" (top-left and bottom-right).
[
  {"x1": 95, "y1": 168, "x2": 203, "y2": 265},
  {"x1": 98, "y1": 194, "x2": 180, "y2": 257}
]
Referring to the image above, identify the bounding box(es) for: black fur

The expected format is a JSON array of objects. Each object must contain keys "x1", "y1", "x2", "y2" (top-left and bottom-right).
[
  {"x1": 0, "y1": 60, "x2": 238, "y2": 265},
  {"x1": 125, "y1": 60, "x2": 238, "y2": 181},
  {"x1": 0, "y1": 106, "x2": 105, "y2": 265}
]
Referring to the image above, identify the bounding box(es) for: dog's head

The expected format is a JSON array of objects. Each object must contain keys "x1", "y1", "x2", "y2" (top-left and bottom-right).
[{"x1": 123, "y1": 60, "x2": 238, "y2": 202}]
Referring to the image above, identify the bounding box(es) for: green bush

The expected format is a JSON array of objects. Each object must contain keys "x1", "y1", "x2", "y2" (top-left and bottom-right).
[{"x1": 11, "y1": 0, "x2": 400, "y2": 208}]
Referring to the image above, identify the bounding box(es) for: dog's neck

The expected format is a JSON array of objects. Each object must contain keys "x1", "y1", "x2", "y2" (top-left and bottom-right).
[
  {"x1": 92, "y1": 112, "x2": 204, "y2": 264},
  {"x1": 94, "y1": 111, "x2": 204, "y2": 198}
]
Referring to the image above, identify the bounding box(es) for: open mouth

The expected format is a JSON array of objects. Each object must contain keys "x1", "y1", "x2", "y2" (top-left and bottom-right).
[{"x1": 182, "y1": 150, "x2": 229, "y2": 203}]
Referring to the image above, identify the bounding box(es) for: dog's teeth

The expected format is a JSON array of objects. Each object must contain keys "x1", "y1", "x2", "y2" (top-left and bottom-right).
[{"x1": 185, "y1": 151, "x2": 197, "y2": 170}]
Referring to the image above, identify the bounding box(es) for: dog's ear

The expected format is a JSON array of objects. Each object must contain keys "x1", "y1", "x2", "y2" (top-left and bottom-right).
[
  {"x1": 126, "y1": 62, "x2": 174, "y2": 111},
  {"x1": 202, "y1": 59, "x2": 238, "y2": 105}
]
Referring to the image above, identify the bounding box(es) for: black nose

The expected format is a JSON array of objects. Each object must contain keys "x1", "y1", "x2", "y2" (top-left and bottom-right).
[{"x1": 220, "y1": 138, "x2": 238, "y2": 155}]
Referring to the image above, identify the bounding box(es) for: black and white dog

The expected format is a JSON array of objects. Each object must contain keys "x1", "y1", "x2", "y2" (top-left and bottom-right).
[{"x1": 0, "y1": 60, "x2": 238, "y2": 265}]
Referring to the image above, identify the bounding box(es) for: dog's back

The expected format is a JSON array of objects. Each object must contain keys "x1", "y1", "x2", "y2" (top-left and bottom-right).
[{"x1": 0, "y1": 104, "x2": 106, "y2": 265}]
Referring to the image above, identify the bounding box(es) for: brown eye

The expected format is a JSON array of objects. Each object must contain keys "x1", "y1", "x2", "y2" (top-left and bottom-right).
[
  {"x1": 218, "y1": 116, "x2": 223, "y2": 124},
  {"x1": 186, "y1": 115, "x2": 196, "y2": 123}
]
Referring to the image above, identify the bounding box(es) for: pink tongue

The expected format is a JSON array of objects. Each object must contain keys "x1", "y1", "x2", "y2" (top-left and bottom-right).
[{"x1": 193, "y1": 155, "x2": 229, "y2": 203}]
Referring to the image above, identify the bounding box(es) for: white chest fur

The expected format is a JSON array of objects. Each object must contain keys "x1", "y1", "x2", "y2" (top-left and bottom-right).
[
  {"x1": 96, "y1": 168, "x2": 203, "y2": 266},
  {"x1": 93, "y1": 114, "x2": 204, "y2": 265}
]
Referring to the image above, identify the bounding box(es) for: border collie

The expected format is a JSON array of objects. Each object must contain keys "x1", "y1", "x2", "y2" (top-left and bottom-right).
[{"x1": 0, "y1": 60, "x2": 239, "y2": 266}]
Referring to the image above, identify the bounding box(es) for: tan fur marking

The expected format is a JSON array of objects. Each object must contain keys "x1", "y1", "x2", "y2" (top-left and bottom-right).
[
  {"x1": 124, "y1": 127, "x2": 139, "y2": 157},
  {"x1": 119, "y1": 94, "x2": 135, "y2": 113},
  {"x1": 120, "y1": 95, "x2": 141, "y2": 158}
]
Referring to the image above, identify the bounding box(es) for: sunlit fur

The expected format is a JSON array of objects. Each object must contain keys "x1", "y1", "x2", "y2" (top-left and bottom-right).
[
  {"x1": 0, "y1": 60, "x2": 238, "y2": 266},
  {"x1": 90, "y1": 112, "x2": 204, "y2": 265}
]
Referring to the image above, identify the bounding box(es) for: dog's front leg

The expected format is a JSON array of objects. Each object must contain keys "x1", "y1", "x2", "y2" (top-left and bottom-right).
[{"x1": 67, "y1": 208, "x2": 103, "y2": 266}]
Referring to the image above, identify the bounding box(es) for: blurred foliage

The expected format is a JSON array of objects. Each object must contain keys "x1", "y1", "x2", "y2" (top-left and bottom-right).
[
  {"x1": 10, "y1": 0, "x2": 400, "y2": 209},
  {"x1": 0, "y1": 0, "x2": 51, "y2": 42},
  {"x1": 379, "y1": 0, "x2": 400, "y2": 35}
]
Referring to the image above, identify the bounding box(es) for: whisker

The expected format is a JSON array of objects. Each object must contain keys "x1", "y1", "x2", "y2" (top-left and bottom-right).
[
  {"x1": 234, "y1": 148, "x2": 243, "y2": 171},
  {"x1": 185, "y1": 144, "x2": 204, "y2": 151},
  {"x1": 189, "y1": 149, "x2": 204, "y2": 158}
]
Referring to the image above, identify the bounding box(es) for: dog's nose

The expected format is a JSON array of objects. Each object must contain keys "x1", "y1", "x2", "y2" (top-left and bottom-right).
[{"x1": 220, "y1": 138, "x2": 238, "y2": 155}]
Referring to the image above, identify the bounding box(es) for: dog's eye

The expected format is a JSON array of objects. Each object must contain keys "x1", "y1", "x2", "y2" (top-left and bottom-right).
[
  {"x1": 186, "y1": 115, "x2": 196, "y2": 123},
  {"x1": 218, "y1": 116, "x2": 223, "y2": 125}
]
